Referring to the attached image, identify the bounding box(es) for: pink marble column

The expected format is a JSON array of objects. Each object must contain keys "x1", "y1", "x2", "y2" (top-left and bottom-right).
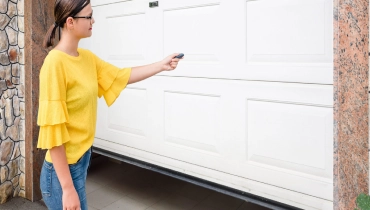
[{"x1": 333, "y1": 0, "x2": 369, "y2": 209}]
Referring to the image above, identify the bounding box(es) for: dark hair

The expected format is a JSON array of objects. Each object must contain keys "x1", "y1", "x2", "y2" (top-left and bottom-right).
[{"x1": 43, "y1": 0, "x2": 90, "y2": 48}]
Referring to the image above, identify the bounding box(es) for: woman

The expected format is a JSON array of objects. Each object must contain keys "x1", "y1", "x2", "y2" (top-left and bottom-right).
[{"x1": 37, "y1": 1, "x2": 183, "y2": 209}]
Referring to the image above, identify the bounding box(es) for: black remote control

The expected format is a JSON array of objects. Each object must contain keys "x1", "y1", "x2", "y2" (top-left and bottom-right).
[{"x1": 174, "y1": 53, "x2": 184, "y2": 59}]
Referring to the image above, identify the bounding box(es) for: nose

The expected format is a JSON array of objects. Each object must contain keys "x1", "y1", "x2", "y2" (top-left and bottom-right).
[{"x1": 91, "y1": 17, "x2": 95, "y2": 24}]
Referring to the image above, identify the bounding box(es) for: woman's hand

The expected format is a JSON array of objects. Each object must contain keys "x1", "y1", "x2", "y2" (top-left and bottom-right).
[
  {"x1": 62, "y1": 186, "x2": 80, "y2": 210},
  {"x1": 161, "y1": 53, "x2": 184, "y2": 71},
  {"x1": 128, "y1": 53, "x2": 184, "y2": 84}
]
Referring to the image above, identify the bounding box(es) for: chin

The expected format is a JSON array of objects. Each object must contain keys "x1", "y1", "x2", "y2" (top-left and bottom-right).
[{"x1": 81, "y1": 34, "x2": 92, "y2": 39}]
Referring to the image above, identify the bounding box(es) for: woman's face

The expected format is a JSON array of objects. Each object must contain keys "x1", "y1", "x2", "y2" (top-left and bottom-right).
[{"x1": 73, "y1": 3, "x2": 95, "y2": 39}]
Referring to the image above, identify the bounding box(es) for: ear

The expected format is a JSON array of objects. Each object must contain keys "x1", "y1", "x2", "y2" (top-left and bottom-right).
[{"x1": 65, "y1": 17, "x2": 74, "y2": 30}]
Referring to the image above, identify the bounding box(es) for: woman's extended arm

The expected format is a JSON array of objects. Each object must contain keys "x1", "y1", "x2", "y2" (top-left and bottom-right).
[
  {"x1": 50, "y1": 145, "x2": 81, "y2": 210},
  {"x1": 128, "y1": 53, "x2": 182, "y2": 84}
]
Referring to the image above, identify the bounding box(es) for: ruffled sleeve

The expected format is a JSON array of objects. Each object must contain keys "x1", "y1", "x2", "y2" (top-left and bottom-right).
[
  {"x1": 37, "y1": 100, "x2": 69, "y2": 126},
  {"x1": 37, "y1": 124, "x2": 70, "y2": 149},
  {"x1": 94, "y1": 53, "x2": 131, "y2": 106},
  {"x1": 37, "y1": 55, "x2": 70, "y2": 149}
]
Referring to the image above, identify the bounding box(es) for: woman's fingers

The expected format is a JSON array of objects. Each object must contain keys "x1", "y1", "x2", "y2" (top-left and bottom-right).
[
  {"x1": 64, "y1": 205, "x2": 80, "y2": 210},
  {"x1": 163, "y1": 53, "x2": 183, "y2": 71}
]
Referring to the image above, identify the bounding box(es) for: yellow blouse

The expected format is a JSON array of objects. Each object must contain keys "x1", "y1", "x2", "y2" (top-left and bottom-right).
[{"x1": 37, "y1": 48, "x2": 131, "y2": 164}]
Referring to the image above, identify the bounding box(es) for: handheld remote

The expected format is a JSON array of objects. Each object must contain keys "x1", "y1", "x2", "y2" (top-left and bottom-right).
[{"x1": 174, "y1": 53, "x2": 184, "y2": 59}]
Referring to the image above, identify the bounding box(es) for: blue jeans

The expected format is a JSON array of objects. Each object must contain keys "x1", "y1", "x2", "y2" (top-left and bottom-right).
[{"x1": 40, "y1": 148, "x2": 92, "y2": 210}]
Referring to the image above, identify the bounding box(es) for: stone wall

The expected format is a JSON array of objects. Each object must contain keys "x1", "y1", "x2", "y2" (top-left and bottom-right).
[{"x1": 0, "y1": 0, "x2": 25, "y2": 203}]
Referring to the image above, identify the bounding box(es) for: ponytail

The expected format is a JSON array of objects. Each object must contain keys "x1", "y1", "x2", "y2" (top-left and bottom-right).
[
  {"x1": 44, "y1": 0, "x2": 91, "y2": 48},
  {"x1": 43, "y1": 23, "x2": 59, "y2": 48}
]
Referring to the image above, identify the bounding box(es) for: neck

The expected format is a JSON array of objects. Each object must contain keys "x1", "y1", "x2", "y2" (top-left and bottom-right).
[{"x1": 54, "y1": 30, "x2": 80, "y2": 57}]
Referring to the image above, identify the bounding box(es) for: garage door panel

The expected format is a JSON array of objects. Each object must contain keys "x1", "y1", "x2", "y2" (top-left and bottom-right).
[
  {"x1": 243, "y1": 0, "x2": 333, "y2": 84},
  {"x1": 95, "y1": 88, "x2": 152, "y2": 150},
  {"x1": 106, "y1": 88, "x2": 148, "y2": 137},
  {"x1": 246, "y1": 0, "x2": 330, "y2": 63},
  {"x1": 155, "y1": 79, "x2": 237, "y2": 172},
  {"x1": 163, "y1": 4, "x2": 221, "y2": 63},
  {"x1": 107, "y1": 13, "x2": 146, "y2": 61},
  {"x1": 104, "y1": 1, "x2": 148, "y2": 63},
  {"x1": 247, "y1": 99, "x2": 332, "y2": 178},
  {"x1": 160, "y1": 2, "x2": 226, "y2": 79},
  {"x1": 164, "y1": 91, "x2": 221, "y2": 154},
  {"x1": 159, "y1": 0, "x2": 230, "y2": 79},
  {"x1": 86, "y1": 1, "x2": 149, "y2": 65}
]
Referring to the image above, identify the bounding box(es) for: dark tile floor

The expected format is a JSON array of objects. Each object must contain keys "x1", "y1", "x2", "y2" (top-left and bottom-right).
[
  {"x1": 0, "y1": 197, "x2": 46, "y2": 210},
  {"x1": 0, "y1": 154, "x2": 270, "y2": 210}
]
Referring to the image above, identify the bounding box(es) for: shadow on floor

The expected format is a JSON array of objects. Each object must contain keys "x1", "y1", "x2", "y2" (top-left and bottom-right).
[
  {"x1": 0, "y1": 153, "x2": 270, "y2": 210},
  {"x1": 85, "y1": 154, "x2": 270, "y2": 210}
]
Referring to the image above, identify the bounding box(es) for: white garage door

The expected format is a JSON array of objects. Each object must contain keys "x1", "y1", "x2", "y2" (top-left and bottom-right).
[{"x1": 80, "y1": 0, "x2": 333, "y2": 209}]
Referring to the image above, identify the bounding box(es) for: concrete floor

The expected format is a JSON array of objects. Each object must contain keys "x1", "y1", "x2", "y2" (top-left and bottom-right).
[{"x1": 0, "y1": 154, "x2": 270, "y2": 210}]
